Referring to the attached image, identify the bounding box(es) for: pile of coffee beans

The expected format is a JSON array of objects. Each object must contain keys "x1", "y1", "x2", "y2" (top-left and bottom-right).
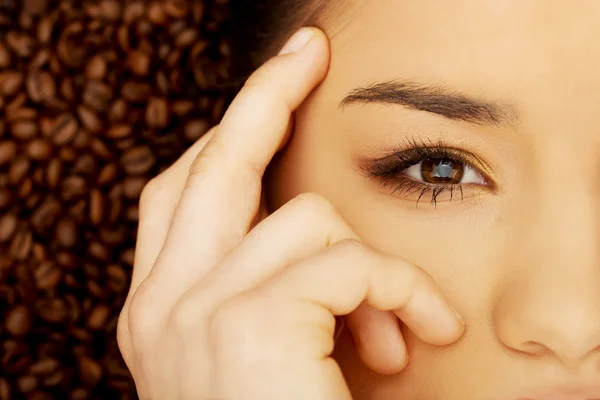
[{"x1": 0, "y1": 0, "x2": 234, "y2": 398}]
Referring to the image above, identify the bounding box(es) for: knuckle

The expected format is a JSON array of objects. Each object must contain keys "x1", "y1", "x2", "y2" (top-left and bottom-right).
[
  {"x1": 333, "y1": 238, "x2": 371, "y2": 259},
  {"x1": 138, "y1": 178, "x2": 162, "y2": 210},
  {"x1": 291, "y1": 192, "x2": 336, "y2": 221},
  {"x1": 126, "y1": 280, "x2": 162, "y2": 340}
]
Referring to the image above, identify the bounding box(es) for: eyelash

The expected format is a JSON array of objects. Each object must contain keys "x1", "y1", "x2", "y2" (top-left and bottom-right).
[{"x1": 362, "y1": 138, "x2": 491, "y2": 207}]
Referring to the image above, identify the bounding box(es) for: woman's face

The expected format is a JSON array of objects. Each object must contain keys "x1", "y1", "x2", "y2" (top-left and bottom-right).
[{"x1": 265, "y1": 1, "x2": 600, "y2": 398}]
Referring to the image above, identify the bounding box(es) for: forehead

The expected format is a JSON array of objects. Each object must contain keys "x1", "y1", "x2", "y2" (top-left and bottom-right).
[{"x1": 326, "y1": 0, "x2": 600, "y2": 110}]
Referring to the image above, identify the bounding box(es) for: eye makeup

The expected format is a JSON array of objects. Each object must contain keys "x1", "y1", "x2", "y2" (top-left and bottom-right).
[{"x1": 360, "y1": 137, "x2": 494, "y2": 207}]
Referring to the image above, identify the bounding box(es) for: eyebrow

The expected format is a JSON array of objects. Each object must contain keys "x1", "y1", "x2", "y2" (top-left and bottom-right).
[{"x1": 340, "y1": 80, "x2": 517, "y2": 126}]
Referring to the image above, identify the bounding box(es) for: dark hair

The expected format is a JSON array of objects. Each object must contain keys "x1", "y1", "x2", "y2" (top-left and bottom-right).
[{"x1": 230, "y1": 0, "x2": 328, "y2": 81}]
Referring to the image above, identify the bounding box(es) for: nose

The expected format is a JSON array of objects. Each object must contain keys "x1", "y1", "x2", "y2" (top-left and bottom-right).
[{"x1": 493, "y1": 191, "x2": 600, "y2": 368}]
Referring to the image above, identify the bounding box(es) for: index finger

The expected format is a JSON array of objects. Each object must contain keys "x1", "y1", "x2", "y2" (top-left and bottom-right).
[{"x1": 151, "y1": 28, "x2": 331, "y2": 284}]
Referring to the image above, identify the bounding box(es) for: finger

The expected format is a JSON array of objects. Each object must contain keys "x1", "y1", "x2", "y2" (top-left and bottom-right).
[
  {"x1": 152, "y1": 28, "x2": 330, "y2": 283},
  {"x1": 259, "y1": 239, "x2": 465, "y2": 346},
  {"x1": 346, "y1": 304, "x2": 408, "y2": 375},
  {"x1": 131, "y1": 127, "x2": 217, "y2": 291},
  {"x1": 181, "y1": 193, "x2": 359, "y2": 309},
  {"x1": 119, "y1": 129, "x2": 217, "y2": 349}
]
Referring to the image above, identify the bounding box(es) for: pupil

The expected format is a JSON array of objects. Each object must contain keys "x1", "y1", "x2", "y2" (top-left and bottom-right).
[{"x1": 421, "y1": 158, "x2": 464, "y2": 184}]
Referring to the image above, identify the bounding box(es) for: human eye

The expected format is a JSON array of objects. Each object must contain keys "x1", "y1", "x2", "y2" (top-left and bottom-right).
[{"x1": 361, "y1": 138, "x2": 493, "y2": 207}]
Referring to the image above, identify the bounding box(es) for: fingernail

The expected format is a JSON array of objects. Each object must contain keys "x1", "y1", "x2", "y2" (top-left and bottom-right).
[{"x1": 278, "y1": 28, "x2": 314, "y2": 55}]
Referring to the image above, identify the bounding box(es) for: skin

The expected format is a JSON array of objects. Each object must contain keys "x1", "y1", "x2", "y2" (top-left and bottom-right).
[
  {"x1": 265, "y1": 0, "x2": 600, "y2": 398},
  {"x1": 118, "y1": 1, "x2": 600, "y2": 399}
]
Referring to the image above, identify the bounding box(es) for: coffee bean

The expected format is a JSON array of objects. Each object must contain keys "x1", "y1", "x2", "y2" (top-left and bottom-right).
[
  {"x1": 5, "y1": 305, "x2": 33, "y2": 336},
  {"x1": 0, "y1": 71, "x2": 23, "y2": 96},
  {"x1": 36, "y1": 298, "x2": 67, "y2": 323},
  {"x1": 146, "y1": 97, "x2": 169, "y2": 128},
  {"x1": 127, "y1": 49, "x2": 150, "y2": 76},
  {"x1": 60, "y1": 176, "x2": 87, "y2": 201},
  {"x1": 106, "y1": 124, "x2": 132, "y2": 140},
  {"x1": 0, "y1": 141, "x2": 17, "y2": 166},
  {"x1": 55, "y1": 217, "x2": 77, "y2": 248},
  {"x1": 106, "y1": 264, "x2": 128, "y2": 293},
  {"x1": 83, "y1": 80, "x2": 113, "y2": 112},
  {"x1": 10, "y1": 229, "x2": 33, "y2": 261},
  {"x1": 0, "y1": 213, "x2": 18, "y2": 243},
  {"x1": 8, "y1": 157, "x2": 30, "y2": 185},
  {"x1": 45, "y1": 158, "x2": 62, "y2": 188},
  {"x1": 11, "y1": 120, "x2": 38, "y2": 140},
  {"x1": 89, "y1": 189, "x2": 104, "y2": 225},
  {"x1": 76, "y1": 105, "x2": 102, "y2": 133},
  {"x1": 26, "y1": 138, "x2": 53, "y2": 161},
  {"x1": 78, "y1": 356, "x2": 103, "y2": 385},
  {"x1": 85, "y1": 54, "x2": 108, "y2": 80},
  {"x1": 87, "y1": 304, "x2": 109, "y2": 330},
  {"x1": 5, "y1": 32, "x2": 35, "y2": 58},
  {"x1": 70, "y1": 388, "x2": 90, "y2": 400},
  {"x1": 121, "y1": 145, "x2": 156, "y2": 175},
  {"x1": 89, "y1": 241, "x2": 109, "y2": 260},
  {"x1": 27, "y1": 70, "x2": 56, "y2": 104},
  {"x1": 33, "y1": 261, "x2": 60, "y2": 292},
  {"x1": 98, "y1": 163, "x2": 119, "y2": 185},
  {"x1": 121, "y1": 81, "x2": 152, "y2": 103},
  {"x1": 123, "y1": 176, "x2": 148, "y2": 199},
  {"x1": 29, "y1": 358, "x2": 59, "y2": 376},
  {"x1": 37, "y1": 13, "x2": 57, "y2": 44},
  {"x1": 51, "y1": 114, "x2": 78, "y2": 146},
  {"x1": 108, "y1": 99, "x2": 128, "y2": 122}
]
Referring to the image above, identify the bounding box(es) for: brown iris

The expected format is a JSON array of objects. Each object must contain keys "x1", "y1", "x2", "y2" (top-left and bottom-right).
[{"x1": 421, "y1": 158, "x2": 464, "y2": 184}]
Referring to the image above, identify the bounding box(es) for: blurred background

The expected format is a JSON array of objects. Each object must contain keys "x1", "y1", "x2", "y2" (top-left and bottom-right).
[{"x1": 0, "y1": 0, "x2": 237, "y2": 398}]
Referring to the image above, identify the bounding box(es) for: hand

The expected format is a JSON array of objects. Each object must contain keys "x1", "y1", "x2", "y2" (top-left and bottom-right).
[{"x1": 117, "y1": 27, "x2": 465, "y2": 400}]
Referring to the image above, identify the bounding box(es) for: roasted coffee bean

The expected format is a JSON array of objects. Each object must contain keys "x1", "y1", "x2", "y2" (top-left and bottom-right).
[
  {"x1": 106, "y1": 124, "x2": 132, "y2": 140},
  {"x1": 9, "y1": 228, "x2": 33, "y2": 261},
  {"x1": 87, "y1": 304, "x2": 110, "y2": 330},
  {"x1": 121, "y1": 145, "x2": 156, "y2": 175},
  {"x1": 46, "y1": 158, "x2": 62, "y2": 188},
  {"x1": 127, "y1": 49, "x2": 150, "y2": 76},
  {"x1": 51, "y1": 114, "x2": 78, "y2": 146},
  {"x1": 0, "y1": 213, "x2": 18, "y2": 243},
  {"x1": 31, "y1": 198, "x2": 61, "y2": 234},
  {"x1": 36, "y1": 298, "x2": 67, "y2": 323},
  {"x1": 146, "y1": 97, "x2": 169, "y2": 128},
  {"x1": 0, "y1": 71, "x2": 23, "y2": 96},
  {"x1": 76, "y1": 105, "x2": 102, "y2": 133},
  {"x1": 26, "y1": 70, "x2": 56, "y2": 104},
  {"x1": 5, "y1": 305, "x2": 33, "y2": 336},
  {"x1": 29, "y1": 358, "x2": 59, "y2": 376},
  {"x1": 85, "y1": 54, "x2": 108, "y2": 80},
  {"x1": 78, "y1": 356, "x2": 103, "y2": 385},
  {"x1": 34, "y1": 261, "x2": 62, "y2": 290},
  {"x1": 60, "y1": 176, "x2": 87, "y2": 201},
  {"x1": 0, "y1": 141, "x2": 17, "y2": 166},
  {"x1": 26, "y1": 138, "x2": 53, "y2": 161},
  {"x1": 121, "y1": 81, "x2": 152, "y2": 103},
  {"x1": 98, "y1": 163, "x2": 119, "y2": 185},
  {"x1": 11, "y1": 120, "x2": 38, "y2": 140},
  {"x1": 89, "y1": 189, "x2": 104, "y2": 225},
  {"x1": 8, "y1": 157, "x2": 30, "y2": 185}
]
